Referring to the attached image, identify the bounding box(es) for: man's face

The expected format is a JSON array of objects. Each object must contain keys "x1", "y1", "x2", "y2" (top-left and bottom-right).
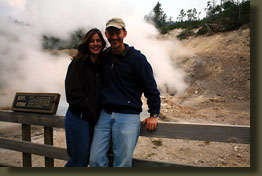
[{"x1": 105, "y1": 27, "x2": 127, "y2": 50}]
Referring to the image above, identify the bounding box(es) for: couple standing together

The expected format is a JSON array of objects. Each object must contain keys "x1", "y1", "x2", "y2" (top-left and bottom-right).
[{"x1": 64, "y1": 18, "x2": 161, "y2": 167}]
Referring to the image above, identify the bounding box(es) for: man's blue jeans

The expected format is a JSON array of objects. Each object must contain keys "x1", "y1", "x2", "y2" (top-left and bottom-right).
[
  {"x1": 89, "y1": 110, "x2": 141, "y2": 167},
  {"x1": 64, "y1": 109, "x2": 93, "y2": 167}
]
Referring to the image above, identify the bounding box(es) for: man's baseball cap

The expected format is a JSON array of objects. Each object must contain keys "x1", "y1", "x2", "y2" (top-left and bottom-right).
[{"x1": 106, "y1": 18, "x2": 126, "y2": 30}]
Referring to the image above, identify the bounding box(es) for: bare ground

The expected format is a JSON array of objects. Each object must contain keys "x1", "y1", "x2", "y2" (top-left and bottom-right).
[{"x1": 0, "y1": 25, "x2": 250, "y2": 167}]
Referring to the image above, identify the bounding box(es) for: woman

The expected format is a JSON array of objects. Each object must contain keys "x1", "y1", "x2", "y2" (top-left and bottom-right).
[{"x1": 64, "y1": 28, "x2": 106, "y2": 167}]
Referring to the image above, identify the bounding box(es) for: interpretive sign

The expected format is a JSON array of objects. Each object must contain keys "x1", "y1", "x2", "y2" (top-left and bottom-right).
[{"x1": 11, "y1": 92, "x2": 60, "y2": 114}]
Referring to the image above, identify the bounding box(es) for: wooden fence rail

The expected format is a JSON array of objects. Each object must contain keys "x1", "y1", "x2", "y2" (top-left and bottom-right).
[{"x1": 0, "y1": 111, "x2": 250, "y2": 167}]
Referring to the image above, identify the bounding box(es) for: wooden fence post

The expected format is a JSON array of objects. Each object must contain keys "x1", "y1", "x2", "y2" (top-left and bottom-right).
[
  {"x1": 22, "y1": 124, "x2": 31, "y2": 167},
  {"x1": 44, "y1": 127, "x2": 54, "y2": 167}
]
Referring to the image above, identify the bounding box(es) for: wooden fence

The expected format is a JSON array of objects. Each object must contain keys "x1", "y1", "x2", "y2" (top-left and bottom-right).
[{"x1": 0, "y1": 110, "x2": 250, "y2": 167}]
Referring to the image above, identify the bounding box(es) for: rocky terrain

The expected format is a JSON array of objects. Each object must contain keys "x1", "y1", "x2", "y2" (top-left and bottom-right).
[{"x1": 0, "y1": 25, "x2": 250, "y2": 167}]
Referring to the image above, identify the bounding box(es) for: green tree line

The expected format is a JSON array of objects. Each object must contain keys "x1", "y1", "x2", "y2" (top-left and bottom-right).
[
  {"x1": 144, "y1": 0, "x2": 250, "y2": 38},
  {"x1": 42, "y1": 28, "x2": 86, "y2": 50}
]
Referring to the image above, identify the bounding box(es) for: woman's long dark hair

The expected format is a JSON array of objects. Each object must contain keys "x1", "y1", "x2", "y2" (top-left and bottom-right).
[{"x1": 73, "y1": 28, "x2": 106, "y2": 61}]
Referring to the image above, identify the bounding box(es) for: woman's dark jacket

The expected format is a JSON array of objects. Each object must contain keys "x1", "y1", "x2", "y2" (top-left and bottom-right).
[{"x1": 65, "y1": 58, "x2": 101, "y2": 126}]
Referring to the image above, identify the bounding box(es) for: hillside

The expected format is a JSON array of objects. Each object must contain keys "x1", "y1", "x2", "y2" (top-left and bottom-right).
[{"x1": 158, "y1": 25, "x2": 250, "y2": 126}]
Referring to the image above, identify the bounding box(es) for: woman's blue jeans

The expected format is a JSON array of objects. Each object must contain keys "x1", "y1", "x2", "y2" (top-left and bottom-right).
[
  {"x1": 64, "y1": 109, "x2": 93, "y2": 167},
  {"x1": 89, "y1": 109, "x2": 141, "y2": 167}
]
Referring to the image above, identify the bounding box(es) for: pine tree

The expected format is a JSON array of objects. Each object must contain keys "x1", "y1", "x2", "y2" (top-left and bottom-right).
[
  {"x1": 177, "y1": 9, "x2": 186, "y2": 22},
  {"x1": 152, "y1": 2, "x2": 167, "y2": 28}
]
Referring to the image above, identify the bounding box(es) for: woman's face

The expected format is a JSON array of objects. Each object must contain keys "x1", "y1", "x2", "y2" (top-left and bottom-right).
[{"x1": 88, "y1": 33, "x2": 103, "y2": 55}]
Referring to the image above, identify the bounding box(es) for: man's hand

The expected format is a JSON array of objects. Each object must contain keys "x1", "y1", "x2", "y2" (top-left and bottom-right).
[{"x1": 142, "y1": 117, "x2": 158, "y2": 131}]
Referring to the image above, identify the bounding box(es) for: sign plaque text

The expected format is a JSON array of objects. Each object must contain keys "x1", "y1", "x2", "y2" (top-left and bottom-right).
[{"x1": 12, "y1": 92, "x2": 60, "y2": 114}]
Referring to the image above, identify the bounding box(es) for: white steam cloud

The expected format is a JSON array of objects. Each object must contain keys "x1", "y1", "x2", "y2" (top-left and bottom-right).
[
  {"x1": 0, "y1": 18, "x2": 70, "y2": 115},
  {"x1": 0, "y1": 0, "x2": 193, "y2": 116}
]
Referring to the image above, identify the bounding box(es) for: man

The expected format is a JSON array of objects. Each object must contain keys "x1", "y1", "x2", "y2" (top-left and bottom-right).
[{"x1": 89, "y1": 18, "x2": 161, "y2": 167}]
